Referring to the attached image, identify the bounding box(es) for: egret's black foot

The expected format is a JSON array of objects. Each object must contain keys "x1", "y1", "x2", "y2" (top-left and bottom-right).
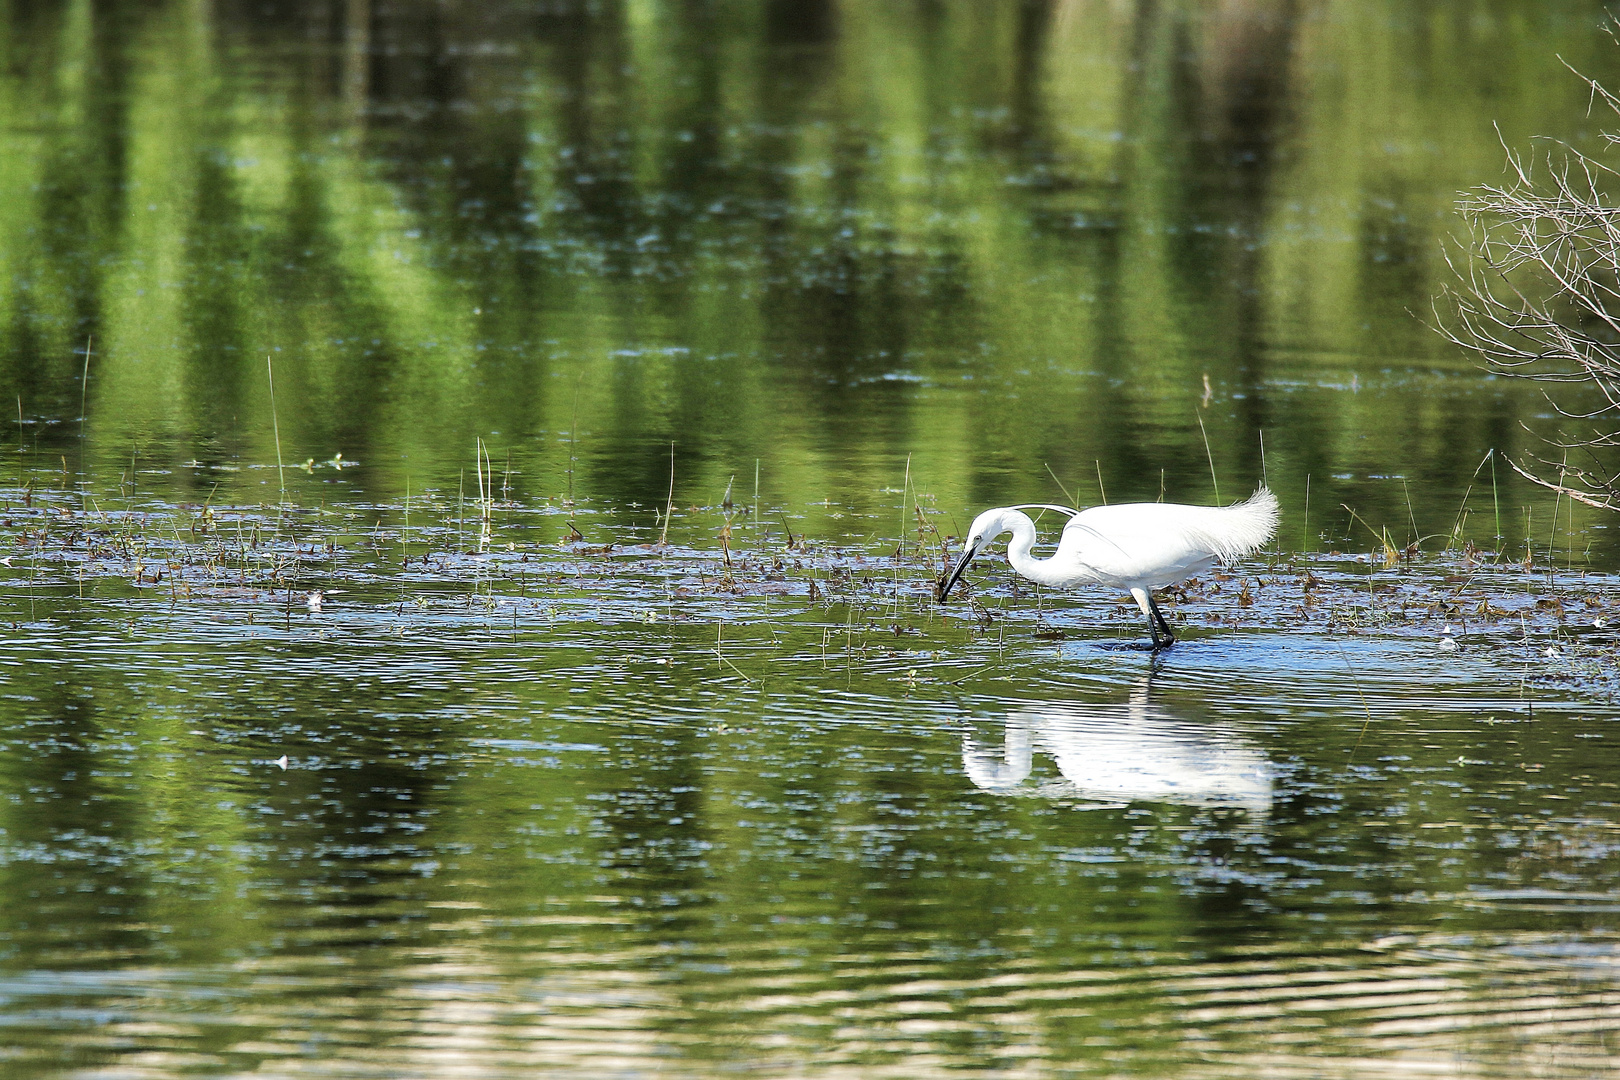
[{"x1": 1092, "y1": 639, "x2": 1157, "y2": 652}]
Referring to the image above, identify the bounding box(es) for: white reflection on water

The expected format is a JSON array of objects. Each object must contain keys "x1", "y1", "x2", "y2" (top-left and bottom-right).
[{"x1": 962, "y1": 680, "x2": 1273, "y2": 814}]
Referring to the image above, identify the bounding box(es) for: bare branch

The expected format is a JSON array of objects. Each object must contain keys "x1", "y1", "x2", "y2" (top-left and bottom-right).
[{"x1": 1442, "y1": 71, "x2": 1620, "y2": 506}]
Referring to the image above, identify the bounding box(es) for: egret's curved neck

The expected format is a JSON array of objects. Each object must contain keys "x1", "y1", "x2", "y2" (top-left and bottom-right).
[
  {"x1": 1001, "y1": 513, "x2": 1074, "y2": 588},
  {"x1": 962, "y1": 718, "x2": 1032, "y2": 790}
]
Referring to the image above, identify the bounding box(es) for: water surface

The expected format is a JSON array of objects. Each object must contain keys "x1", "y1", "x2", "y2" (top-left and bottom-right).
[{"x1": 5, "y1": 1, "x2": 1620, "y2": 1076}]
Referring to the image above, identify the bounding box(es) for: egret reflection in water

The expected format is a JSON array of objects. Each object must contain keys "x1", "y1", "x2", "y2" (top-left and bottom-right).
[{"x1": 962, "y1": 683, "x2": 1274, "y2": 815}]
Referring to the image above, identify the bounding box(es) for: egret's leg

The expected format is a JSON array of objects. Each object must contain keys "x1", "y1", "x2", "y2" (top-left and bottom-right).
[
  {"x1": 1146, "y1": 594, "x2": 1177, "y2": 647},
  {"x1": 1129, "y1": 588, "x2": 1166, "y2": 649}
]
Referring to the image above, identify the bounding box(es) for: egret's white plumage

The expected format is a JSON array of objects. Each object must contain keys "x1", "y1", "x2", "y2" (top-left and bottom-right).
[{"x1": 937, "y1": 487, "x2": 1279, "y2": 648}]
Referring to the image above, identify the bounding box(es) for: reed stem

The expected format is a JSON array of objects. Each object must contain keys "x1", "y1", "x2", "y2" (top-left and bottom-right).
[{"x1": 267, "y1": 355, "x2": 286, "y2": 506}]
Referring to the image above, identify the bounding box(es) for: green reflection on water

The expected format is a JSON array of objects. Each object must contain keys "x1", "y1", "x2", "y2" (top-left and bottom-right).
[
  {"x1": 5, "y1": 0, "x2": 1620, "y2": 1076},
  {"x1": 0, "y1": 0, "x2": 1617, "y2": 545},
  {"x1": 3, "y1": 598, "x2": 1620, "y2": 1076}
]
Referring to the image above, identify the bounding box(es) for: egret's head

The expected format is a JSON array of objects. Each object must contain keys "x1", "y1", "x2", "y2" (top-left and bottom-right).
[{"x1": 936, "y1": 508, "x2": 1015, "y2": 602}]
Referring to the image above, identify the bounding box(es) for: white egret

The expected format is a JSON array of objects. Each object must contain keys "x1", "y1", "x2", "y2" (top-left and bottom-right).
[{"x1": 936, "y1": 487, "x2": 1279, "y2": 649}]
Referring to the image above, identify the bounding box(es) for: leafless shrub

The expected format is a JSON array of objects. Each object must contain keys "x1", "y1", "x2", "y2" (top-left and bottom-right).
[{"x1": 1439, "y1": 62, "x2": 1620, "y2": 509}]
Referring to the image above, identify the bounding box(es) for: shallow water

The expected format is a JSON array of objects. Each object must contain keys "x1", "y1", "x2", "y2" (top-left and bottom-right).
[
  {"x1": 5, "y1": 493, "x2": 1620, "y2": 1077},
  {"x1": 7, "y1": 0, "x2": 1620, "y2": 1076}
]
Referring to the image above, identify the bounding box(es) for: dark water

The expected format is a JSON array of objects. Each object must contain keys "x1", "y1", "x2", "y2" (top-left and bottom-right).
[{"x1": 7, "y1": 0, "x2": 1620, "y2": 1076}]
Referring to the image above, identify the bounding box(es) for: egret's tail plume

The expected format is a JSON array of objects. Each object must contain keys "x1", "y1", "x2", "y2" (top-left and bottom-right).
[{"x1": 1199, "y1": 486, "x2": 1279, "y2": 562}]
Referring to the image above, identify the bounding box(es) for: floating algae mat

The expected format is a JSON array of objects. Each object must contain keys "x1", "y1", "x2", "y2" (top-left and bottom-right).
[{"x1": 5, "y1": 476, "x2": 1620, "y2": 1078}]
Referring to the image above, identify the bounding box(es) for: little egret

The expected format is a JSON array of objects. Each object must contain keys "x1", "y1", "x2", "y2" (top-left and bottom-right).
[{"x1": 936, "y1": 487, "x2": 1279, "y2": 649}]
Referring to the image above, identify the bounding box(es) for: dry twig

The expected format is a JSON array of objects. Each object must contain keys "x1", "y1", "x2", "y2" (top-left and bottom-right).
[{"x1": 1440, "y1": 58, "x2": 1620, "y2": 508}]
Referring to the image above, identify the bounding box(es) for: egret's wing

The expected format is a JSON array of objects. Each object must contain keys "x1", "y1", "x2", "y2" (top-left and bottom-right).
[
  {"x1": 1059, "y1": 505, "x2": 1216, "y2": 585},
  {"x1": 1045, "y1": 492, "x2": 1277, "y2": 588},
  {"x1": 1004, "y1": 503, "x2": 1081, "y2": 517},
  {"x1": 1058, "y1": 516, "x2": 1133, "y2": 560}
]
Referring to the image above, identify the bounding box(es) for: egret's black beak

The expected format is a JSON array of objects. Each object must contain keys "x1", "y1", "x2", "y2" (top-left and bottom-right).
[{"x1": 936, "y1": 545, "x2": 977, "y2": 602}]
